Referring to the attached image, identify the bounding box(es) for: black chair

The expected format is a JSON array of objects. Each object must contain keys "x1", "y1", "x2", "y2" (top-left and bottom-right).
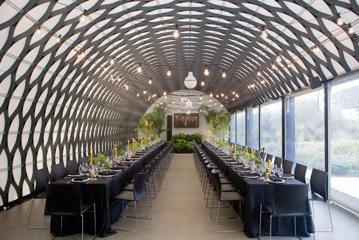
[
  {"x1": 66, "y1": 160, "x2": 79, "y2": 175},
  {"x1": 50, "y1": 163, "x2": 66, "y2": 181},
  {"x1": 259, "y1": 183, "x2": 311, "y2": 239},
  {"x1": 113, "y1": 173, "x2": 147, "y2": 232},
  {"x1": 27, "y1": 168, "x2": 49, "y2": 229},
  {"x1": 283, "y1": 159, "x2": 294, "y2": 174},
  {"x1": 273, "y1": 157, "x2": 283, "y2": 168},
  {"x1": 310, "y1": 168, "x2": 333, "y2": 232},
  {"x1": 45, "y1": 184, "x2": 96, "y2": 240},
  {"x1": 210, "y1": 171, "x2": 244, "y2": 232},
  {"x1": 294, "y1": 163, "x2": 307, "y2": 183},
  {"x1": 265, "y1": 154, "x2": 273, "y2": 162}
]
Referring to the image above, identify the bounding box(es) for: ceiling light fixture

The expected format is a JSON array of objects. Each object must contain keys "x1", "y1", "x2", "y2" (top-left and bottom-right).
[
  {"x1": 137, "y1": 64, "x2": 143, "y2": 73},
  {"x1": 184, "y1": 71, "x2": 197, "y2": 89},
  {"x1": 348, "y1": 24, "x2": 354, "y2": 34},
  {"x1": 222, "y1": 71, "x2": 227, "y2": 78},
  {"x1": 79, "y1": 11, "x2": 87, "y2": 22},
  {"x1": 200, "y1": 81, "x2": 205, "y2": 86},
  {"x1": 166, "y1": 69, "x2": 172, "y2": 77},
  {"x1": 336, "y1": 14, "x2": 343, "y2": 26},
  {"x1": 148, "y1": 79, "x2": 152, "y2": 85},
  {"x1": 204, "y1": 67, "x2": 210, "y2": 76},
  {"x1": 261, "y1": 26, "x2": 268, "y2": 39},
  {"x1": 173, "y1": 24, "x2": 180, "y2": 39}
]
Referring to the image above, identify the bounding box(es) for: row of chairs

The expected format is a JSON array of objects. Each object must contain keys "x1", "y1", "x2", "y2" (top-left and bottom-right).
[
  {"x1": 193, "y1": 143, "x2": 244, "y2": 232},
  {"x1": 27, "y1": 143, "x2": 173, "y2": 239},
  {"x1": 240, "y1": 144, "x2": 333, "y2": 232},
  {"x1": 112, "y1": 143, "x2": 173, "y2": 232}
]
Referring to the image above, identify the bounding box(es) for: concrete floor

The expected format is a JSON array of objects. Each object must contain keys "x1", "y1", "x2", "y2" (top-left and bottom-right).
[{"x1": 0, "y1": 154, "x2": 359, "y2": 240}]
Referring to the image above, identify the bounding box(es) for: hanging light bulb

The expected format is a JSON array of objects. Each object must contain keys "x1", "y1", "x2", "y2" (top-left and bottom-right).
[
  {"x1": 312, "y1": 46, "x2": 320, "y2": 53},
  {"x1": 55, "y1": 35, "x2": 61, "y2": 43},
  {"x1": 276, "y1": 55, "x2": 282, "y2": 63},
  {"x1": 336, "y1": 14, "x2": 343, "y2": 26},
  {"x1": 166, "y1": 69, "x2": 172, "y2": 77},
  {"x1": 110, "y1": 58, "x2": 115, "y2": 65},
  {"x1": 143, "y1": 90, "x2": 147, "y2": 95},
  {"x1": 200, "y1": 81, "x2": 205, "y2": 86},
  {"x1": 173, "y1": 24, "x2": 180, "y2": 39},
  {"x1": 204, "y1": 67, "x2": 209, "y2": 76},
  {"x1": 348, "y1": 24, "x2": 354, "y2": 34},
  {"x1": 163, "y1": 91, "x2": 167, "y2": 96},
  {"x1": 79, "y1": 11, "x2": 87, "y2": 22},
  {"x1": 137, "y1": 64, "x2": 143, "y2": 73},
  {"x1": 222, "y1": 71, "x2": 227, "y2": 79},
  {"x1": 36, "y1": 27, "x2": 42, "y2": 34},
  {"x1": 136, "y1": 93, "x2": 140, "y2": 97},
  {"x1": 261, "y1": 26, "x2": 268, "y2": 39},
  {"x1": 148, "y1": 79, "x2": 152, "y2": 85},
  {"x1": 257, "y1": 71, "x2": 262, "y2": 77}
]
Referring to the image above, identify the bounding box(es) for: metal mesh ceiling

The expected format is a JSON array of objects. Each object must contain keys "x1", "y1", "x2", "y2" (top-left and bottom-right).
[{"x1": 0, "y1": 0, "x2": 359, "y2": 205}]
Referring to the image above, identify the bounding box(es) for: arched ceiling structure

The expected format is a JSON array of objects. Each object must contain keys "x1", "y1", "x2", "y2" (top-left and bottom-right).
[{"x1": 0, "y1": 0, "x2": 359, "y2": 206}]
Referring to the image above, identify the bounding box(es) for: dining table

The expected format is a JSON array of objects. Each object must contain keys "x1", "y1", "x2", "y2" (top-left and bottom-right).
[
  {"x1": 201, "y1": 141, "x2": 314, "y2": 238},
  {"x1": 49, "y1": 141, "x2": 166, "y2": 237}
]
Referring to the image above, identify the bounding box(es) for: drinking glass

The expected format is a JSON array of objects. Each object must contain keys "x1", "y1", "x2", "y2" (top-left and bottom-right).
[{"x1": 277, "y1": 168, "x2": 284, "y2": 178}]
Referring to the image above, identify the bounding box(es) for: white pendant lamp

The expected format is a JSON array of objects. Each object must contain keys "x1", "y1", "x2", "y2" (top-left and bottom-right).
[{"x1": 184, "y1": 71, "x2": 197, "y2": 89}]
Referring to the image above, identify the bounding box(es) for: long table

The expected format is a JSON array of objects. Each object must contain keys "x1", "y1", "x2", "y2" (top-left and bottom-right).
[
  {"x1": 201, "y1": 142, "x2": 314, "y2": 238},
  {"x1": 50, "y1": 141, "x2": 166, "y2": 237}
]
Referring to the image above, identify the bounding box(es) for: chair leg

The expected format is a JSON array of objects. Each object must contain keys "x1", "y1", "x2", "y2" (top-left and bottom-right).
[
  {"x1": 134, "y1": 201, "x2": 139, "y2": 233},
  {"x1": 93, "y1": 204, "x2": 97, "y2": 239},
  {"x1": 269, "y1": 215, "x2": 273, "y2": 240},
  {"x1": 81, "y1": 214, "x2": 84, "y2": 240},
  {"x1": 215, "y1": 200, "x2": 221, "y2": 225},
  {"x1": 259, "y1": 204, "x2": 262, "y2": 240},
  {"x1": 327, "y1": 203, "x2": 334, "y2": 232}
]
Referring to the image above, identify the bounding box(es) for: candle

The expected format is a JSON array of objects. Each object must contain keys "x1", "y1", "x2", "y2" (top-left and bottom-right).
[{"x1": 89, "y1": 148, "x2": 93, "y2": 165}]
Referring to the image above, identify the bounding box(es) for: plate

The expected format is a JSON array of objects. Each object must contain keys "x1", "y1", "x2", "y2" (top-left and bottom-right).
[
  {"x1": 71, "y1": 178, "x2": 91, "y2": 183},
  {"x1": 281, "y1": 174, "x2": 294, "y2": 179},
  {"x1": 267, "y1": 179, "x2": 285, "y2": 184},
  {"x1": 242, "y1": 174, "x2": 260, "y2": 179},
  {"x1": 68, "y1": 174, "x2": 84, "y2": 177}
]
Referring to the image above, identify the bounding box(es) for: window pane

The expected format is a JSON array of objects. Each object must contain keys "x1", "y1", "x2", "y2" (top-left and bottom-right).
[
  {"x1": 285, "y1": 90, "x2": 325, "y2": 172},
  {"x1": 236, "y1": 111, "x2": 245, "y2": 145},
  {"x1": 230, "y1": 113, "x2": 236, "y2": 143},
  {"x1": 330, "y1": 78, "x2": 359, "y2": 211},
  {"x1": 260, "y1": 101, "x2": 282, "y2": 156},
  {"x1": 247, "y1": 107, "x2": 259, "y2": 149}
]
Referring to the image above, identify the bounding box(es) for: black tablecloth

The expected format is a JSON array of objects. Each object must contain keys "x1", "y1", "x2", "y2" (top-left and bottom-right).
[
  {"x1": 201, "y1": 142, "x2": 314, "y2": 238},
  {"x1": 50, "y1": 142, "x2": 165, "y2": 237}
]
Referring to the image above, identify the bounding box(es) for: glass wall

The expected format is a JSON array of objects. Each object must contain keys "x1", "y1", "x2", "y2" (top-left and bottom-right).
[
  {"x1": 285, "y1": 90, "x2": 325, "y2": 171},
  {"x1": 236, "y1": 111, "x2": 246, "y2": 146},
  {"x1": 247, "y1": 107, "x2": 259, "y2": 149},
  {"x1": 260, "y1": 101, "x2": 282, "y2": 157},
  {"x1": 230, "y1": 113, "x2": 236, "y2": 143},
  {"x1": 330, "y1": 78, "x2": 359, "y2": 211}
]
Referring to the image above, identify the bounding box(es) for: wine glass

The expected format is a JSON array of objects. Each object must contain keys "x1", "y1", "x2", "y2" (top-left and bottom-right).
[{"x1": 277, "y1": 167, "x2": 284, "y2": 178}]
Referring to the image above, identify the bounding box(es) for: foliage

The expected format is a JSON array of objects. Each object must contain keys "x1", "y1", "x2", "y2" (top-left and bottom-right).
[
  {"x1": 172, "y1": 133, "x2": 202, "y2": 153},
  {"x1": 173, "y1": 139, "x2": 193, "y2": 153},
  {"x1": 199, "y1": 105, "x2": 230, "y2": 140},
  {"x1": 93, "y1": 153, "x2": 109, "y2": 167},
  {"x1": 172, "y1": 133, "x2": 202, "y2": 143},
  {"x1": 138, "y1": 105, "x2": 168, "y2": 138}
]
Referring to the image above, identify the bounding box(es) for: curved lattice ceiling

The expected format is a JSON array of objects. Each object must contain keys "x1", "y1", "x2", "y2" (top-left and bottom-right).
[
  {"x1": 1, "y1": 0, "x2": 359, "y2": 111},
  {"x1": 0, "y1": 0, "x2": 359, "y2": 207}
]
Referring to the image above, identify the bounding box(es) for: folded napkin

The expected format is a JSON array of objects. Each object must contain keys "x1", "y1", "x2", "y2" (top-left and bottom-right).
[
  {"x1": 281, "y1": 173, "x2": 294, "y2": 179},
  {"x1": 269, "y1": 175, "x2": 282, "y2": 182},
  {"x1": 242, "y1": 172, "x2": 260, "y2": 177},
  {"x1": 98, "y1": 170, "x2": 117, "y2": 176}
]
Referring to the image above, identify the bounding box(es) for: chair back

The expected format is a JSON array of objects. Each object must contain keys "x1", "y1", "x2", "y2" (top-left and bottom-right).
[
  {"x1": 310, "y1": 168, "x2": 328, "y2": 200},
  {"x1": 34, "y1": 168, "x2": 50, "y2": 195},
  {"x1": 211, "y1": 170, "x2": 222, "y2": 199},
  {"x1": 65, "y1": 160, "x2": 79, "y2": 175},
  {"x1": 265, "y1": 154, "x2": 273, "y2": 162},
  {"x1": 274, "y1": 157, "x2": 283, "y2": 168},
  {"x1": 133, "y1": 173, "x2": 147, "y2": 200},
  {"x1": 294, "y1": 163, "x2": 307, "y2": 183},
  {"x1": 45, "y1": 184, "x2": 82, "y2": 216},
  {"x1": 51, "y1": 163, "x2": 66, "y2": 181},
  {"x1": 283, "y1": 159, "x2": 293, "y2": 174},
  {"x1": 272, "y1": 183, "x2": 310, "y2": 216}
]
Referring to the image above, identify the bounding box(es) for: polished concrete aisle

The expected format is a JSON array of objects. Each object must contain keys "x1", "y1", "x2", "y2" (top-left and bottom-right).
[{"x1": 1, "y1": 154, "x2": 359, "y2": 240}]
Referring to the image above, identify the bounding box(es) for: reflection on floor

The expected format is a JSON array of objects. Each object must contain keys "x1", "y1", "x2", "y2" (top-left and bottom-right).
[{"x1": 0, "y1": 154, "x2": 359, "y2": 240}]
